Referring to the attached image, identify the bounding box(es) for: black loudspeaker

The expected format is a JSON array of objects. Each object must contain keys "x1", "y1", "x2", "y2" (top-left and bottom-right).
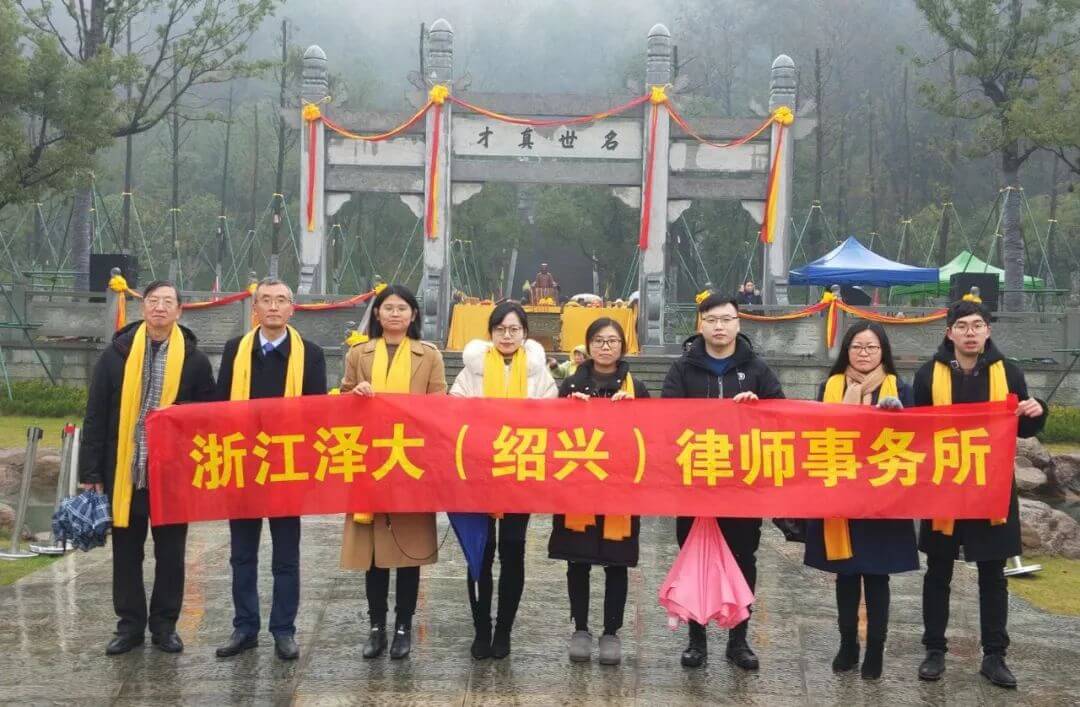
[
  {"x1": 949, "y1": 273, "x2": 999, "y2": 312},
  {"x1": 90, "y1": 254, "x2": 139, "y2": 292},
  {"x1": 840, "y1": 285, "x2": 872, "y2": 306}
]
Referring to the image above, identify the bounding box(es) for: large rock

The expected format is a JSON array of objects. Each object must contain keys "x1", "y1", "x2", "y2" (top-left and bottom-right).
[
  {"x1": 1051, "y1": 453, "x2": 1080, "y2": 496},
  {"x1": 0, "y1": 501, "x2": 13, "y2": 532},
  {"x1": 1015, "y1": 464, "x2": 1053, "y2": 496},
  {"x1": 0, "y1": 450, "x2": 62, "y2": 502},
  {"x1": 1015, "y1": 437, "x2": 1052, "y2": 470},
  {"x1": 1019, "y1": 498, "x2": 1080, "y2": 559}
]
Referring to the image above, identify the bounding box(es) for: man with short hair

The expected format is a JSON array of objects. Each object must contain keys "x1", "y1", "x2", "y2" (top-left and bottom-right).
[
  {"x1": 214, "y1": 277, "x2": 327, "y2": 661},
  {"x1": 661, "y1": 293, "x2": 784, "y2": 670},
  {"x1": 913, "y1": 299, "x2": 1047, "y2": 689},
  {"x1": 80, "y1": 280, "x2": 215, "y2": 655}
]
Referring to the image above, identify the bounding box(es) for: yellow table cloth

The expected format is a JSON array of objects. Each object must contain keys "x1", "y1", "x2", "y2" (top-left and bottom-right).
[{"x1": 559, "y1": 306, "x2": 639, "y2": 354}]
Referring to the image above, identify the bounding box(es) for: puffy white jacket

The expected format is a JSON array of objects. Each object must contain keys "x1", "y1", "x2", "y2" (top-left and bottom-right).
[{"x1": 450, "y1": 338, "x2": 559, "y2": 399}]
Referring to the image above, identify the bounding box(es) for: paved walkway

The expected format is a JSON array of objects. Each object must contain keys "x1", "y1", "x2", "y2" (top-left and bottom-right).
[{"x1": 1, "y1": 516, "x2": 1078, "y2": 705}]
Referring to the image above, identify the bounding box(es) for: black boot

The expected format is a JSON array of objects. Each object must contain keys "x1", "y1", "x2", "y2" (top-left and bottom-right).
[
  {"x1": 725, "y1": 636, "x2": 759, "y2": 671},
  {"x1": 680, "y1": 622, "x2": 707, "y2": 668},
  {"x1": 471, "y1": 621, "x2": 492, "y2": 660},
  {"x1": 918, "y1": 649, "x2": 945, "y2": 681},
  {"x1": 362, "y1": 624, "x2": 387, "y2": 659},
  {"x1": 832, "y1": 632, "x2": 860, "y2": 673},
  {"x1": 980, "y1": 654, "x2": 1017, "y2": 689},
  {"x1": 861, "y1": 639, "x2": 884, "y2": 680},
  {"x1": 491, "y1": 622, "x2": 512, "y2": 659},
  {"x1": 389, "y1": 623, "x2": 412, "y2": 660}
]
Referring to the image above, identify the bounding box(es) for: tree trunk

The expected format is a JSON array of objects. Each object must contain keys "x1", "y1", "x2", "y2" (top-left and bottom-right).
[
  {"x1": 247, "y1": 105, "x2": 260, "y2": 280},
  {"x1": 270, "y1": 19, "x2": 288, "y2": 278},
  {"x1": 71, "y1": 183, "x2": 93, "y2": 290},
  {"x1": 867, "y1": 95, "x2": 878, "y2": 248},
  {"x1": 1001, "y1": 144, "x2": 1025, "y2": 311},
  {"x1": 1046, "y1": 155, "x2": 1059, "y2": 288},
  {"x1": 836, "y1": 111, "x2": 847, "y2": 240},
  {"x1": 810, "y1": 48, "x2": 824, "y2": 258},
  {"x1": 121, "y1": 21, "x2": 133, "y2": 253}
]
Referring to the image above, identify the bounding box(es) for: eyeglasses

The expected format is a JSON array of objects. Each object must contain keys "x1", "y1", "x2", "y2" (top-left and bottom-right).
[
  {"x1": 950, "y1": 322, "x2": 988, "y2": 334},
  {"x1": 144, "y1": 297, "x2": 178, "y2": 308},
  {"x1": 590, "y1": 337, "x2": 622, "y2": 349},
  {"x1": 379, "y1": 305, "x2": 412, "y2": 314},
  {"x1": 493, "y1": 325, "x2": 524, "y2": 337},
  {"x1": 701, "y1": 316, "x2": 738, "y2": 326},
  {"x1": 257, "y1": 295, "x2": 292, "y2": 307},
  {"x1": 849, "y1": 345, "x2": 881, "y2": 355}
]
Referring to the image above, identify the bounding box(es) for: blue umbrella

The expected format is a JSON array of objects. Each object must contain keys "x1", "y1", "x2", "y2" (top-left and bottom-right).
[
  {"x1": 52, "y1": 489, "x2": 112, "y2": 552},
  {"x1": 448, "y1": 512, "x2": 490, "y2": 581}
]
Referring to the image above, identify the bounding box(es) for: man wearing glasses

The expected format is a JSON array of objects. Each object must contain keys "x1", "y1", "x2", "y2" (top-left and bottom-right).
[
  {"x1": 214, "y1": 278, "x2": 327, "y2": 661},
  {"x1": 912, "y1": 299, "x2": 1047, "y2": 689},
  {"x1": 661, "y1": 293, "x2": 784, "y2": 670}
]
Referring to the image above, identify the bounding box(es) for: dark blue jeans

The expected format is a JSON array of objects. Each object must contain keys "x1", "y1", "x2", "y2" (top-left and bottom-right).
[{"x1": 229, "y1": 517, "x2": 300, "y2": 638}]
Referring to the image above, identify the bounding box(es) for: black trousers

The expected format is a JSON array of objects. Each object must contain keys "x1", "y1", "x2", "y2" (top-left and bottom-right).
[
  {"x1": 229, "y1": 516, "x2": 300, "y2": 638},
  {"x1": 111, "y1": 491, "x2": 188, "y2": 637},
  {"x1": 567, "y1": 562, "x2": 628, "y2": 636},
  {"x1": 836, "y1": 573, "x2": 890, "y2": 642},
  {"x1": 677, "y1": 516, "x2": 761, "y2": 643},
  {"x1": 366, "y1": 566, "x2": 420, "y2": 628},
  {"x1": 923, "y1": 554, "x2": 1009, "y2": 655},
  {"x1": 467, "y1": 514, "x2": 529, "y2": 633}
]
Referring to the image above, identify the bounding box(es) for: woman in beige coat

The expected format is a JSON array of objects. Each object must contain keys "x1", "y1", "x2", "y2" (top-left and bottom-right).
[{"x1": 340, "y1": 284, "x2": 445, "y2": 660}]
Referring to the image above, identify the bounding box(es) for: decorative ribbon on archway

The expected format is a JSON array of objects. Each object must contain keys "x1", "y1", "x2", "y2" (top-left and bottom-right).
[
  {"x1": 759, "y1": 106, "x2": 795, "y2": 245},
  {"x1": 638, "y1": 86, "x2": 668, "y2": 250},
  {"x1": 424, "y1": 85, "x2": 450, "y2": 239}
]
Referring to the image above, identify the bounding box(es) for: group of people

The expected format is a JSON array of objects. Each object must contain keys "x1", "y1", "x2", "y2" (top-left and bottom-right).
[{"x1": 78, "y1": 277, "x2": 1046, "y2": 689}]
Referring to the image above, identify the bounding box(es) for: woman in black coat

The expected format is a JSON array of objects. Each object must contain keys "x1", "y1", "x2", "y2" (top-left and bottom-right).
[
  {"x1": 548, "y1": 317, "x2": 648, "y2": 667},
  {"x1": 803, "y1": 321, "x2": 919, "y2": 680}
]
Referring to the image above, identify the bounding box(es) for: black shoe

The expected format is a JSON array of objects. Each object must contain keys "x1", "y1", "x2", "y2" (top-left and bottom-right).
[
  {"x1": 681, "y1": 623, "x2": 707, "y2": 668},
  {"x1": 980, "y1": 654, "x2": 1017, "y2": 689},
  {"x1": 918, "y1": 649, "x2": 946, "y2": 681},
  {"x1": 105, "y1": 633, "x2": 144, "y2": 656},
  {"x1": 389, "y1": 625, "x2": 412, "y2": 660},
  {"x1": 471, "y1": 624, "x2": 492, "y2": 660},
  {"x1": 861, "y1": 639, "x2": 884, "y2": 680},
  {"x1": 216, "y1": 631, "x2": 258, "y2": 658},
  {"x1": 832, "y1": 639, "x2": 860, "y2": 673},
  {"x1": 726, "y1": 638, "x2": 759, "y2": 671},
  {"x1": 151, "y1": 631, "x2": 184, "y2": 654},
  {"x1": 362, "y1": 625, "x2": 387, "y2": 659},
  {"x1": 274, "y1": 634, "x2": 299, "y2": 661},
  {"x1": 490, "y1": 626, "x2": 511, "y2": 659}
]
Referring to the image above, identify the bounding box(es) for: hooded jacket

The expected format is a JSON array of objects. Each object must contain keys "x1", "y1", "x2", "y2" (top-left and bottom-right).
[
  {"x1": 660, "y1": 332, "x2": 784, "y2": 401},
  {"x1": 78, "y1": 321, "x2": 216, "y2": 498}
]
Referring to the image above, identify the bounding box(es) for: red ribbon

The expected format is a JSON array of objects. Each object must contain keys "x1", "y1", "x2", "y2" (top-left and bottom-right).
[
  {"x1": 638, "y1": 103, "x2": 661, "y2": 251},
  {"x1": 424, "y1": 103, "x2": 444, "y2": 239},
  {"x1": 759, "y1": 123, "x2": 786, "y2": 244},
  {"x1": 306, "y1": 117, "x2": 318, "y2": 232}
]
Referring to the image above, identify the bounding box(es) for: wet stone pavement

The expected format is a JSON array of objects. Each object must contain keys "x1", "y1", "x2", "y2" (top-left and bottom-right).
[{"x1": 1, "y1": 515, "x2": 1078, "y2": 706}]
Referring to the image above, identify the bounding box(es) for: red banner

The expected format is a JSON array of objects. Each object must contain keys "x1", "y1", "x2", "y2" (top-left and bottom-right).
[{"x1": 146, "y1": 395, "x2": 1018, "y2": 526}]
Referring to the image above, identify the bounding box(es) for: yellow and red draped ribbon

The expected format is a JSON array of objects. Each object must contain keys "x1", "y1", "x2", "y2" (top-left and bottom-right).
[
  {"x1": 294, "y1": 288, "x2": 377, "y2": 311},
  {"x1": 760, "y1": 106, "x2": 795, "y2": 245},
  {"x1": 425, "y1": 85, "x2": 450, "y2": 239},
  {"x1": 835, "y1": 301, "x2": 948, "y2": 326},
  {"x1": 822, "y1": 291, "x2": 840, "y2": 348},
  {"x1": 108, "y1": 274, "x2": 133, "y2": 331},
  {"x1": 638, "y1": 86, "x2": 668, "y2": 251},
  {"x1": 666, "y1": 103, "x2": 776, "y2": 149},
  {"x1": 447, "y1": 93, "x2": 649, "y2": 127},
  {"x1": 302, "y1": 102, "x2": 323, "y2": 232},
  {"x1": 182, "y1": 289, "x2": 253, "y2": 310}
]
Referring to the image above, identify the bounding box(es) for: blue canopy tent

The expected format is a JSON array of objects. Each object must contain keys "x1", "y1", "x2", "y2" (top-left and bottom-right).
[{"x1": 789, "y1": 237, "x2": 939, "y2": 288}]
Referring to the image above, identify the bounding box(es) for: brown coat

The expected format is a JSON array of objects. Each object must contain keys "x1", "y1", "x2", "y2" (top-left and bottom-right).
[{"x1": 339, "y1": 338, "x2": 446, "y2": 570}]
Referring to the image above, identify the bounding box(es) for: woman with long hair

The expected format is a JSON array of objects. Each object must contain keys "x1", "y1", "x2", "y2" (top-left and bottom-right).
[
  {"x1": 804, "y1": 321, "x2": 918, "y2": 679},
  {"x1": 339, "y1": 284, "x2": 446, "y2": 660}
]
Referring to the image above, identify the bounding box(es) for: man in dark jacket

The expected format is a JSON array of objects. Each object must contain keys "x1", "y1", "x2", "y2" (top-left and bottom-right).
[
  {"x1": 913, "y1": 300, "x2": 1047, "y2": 689},
  {"x1": 79, "y1": 281, "x2": 215, "y2": 655},
  {"x1": 214, "y1": 277, "x2": 326, "y2": 662},
  {"x1": 661, "y1": 293, "x2": 784, "y2": 670}
]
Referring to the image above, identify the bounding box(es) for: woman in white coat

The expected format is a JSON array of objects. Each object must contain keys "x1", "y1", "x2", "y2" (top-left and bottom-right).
[{"x1": 450, "y1": 300, "x2": 558, "y2": 659}]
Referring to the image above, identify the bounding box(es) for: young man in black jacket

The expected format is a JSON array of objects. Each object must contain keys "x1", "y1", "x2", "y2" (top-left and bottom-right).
[
  {"x1": 214, "y1": 278, "x2": 327, "y2": 662},
  {"x1": 913, "y1": 300, "x2": 1047, "y2": 689},
  {"x1": 79, "y1": 281, "x2": 216, "y2": 655},
  {"x1": 661, "y1": 293, "x2": 784, "y2": 670}
]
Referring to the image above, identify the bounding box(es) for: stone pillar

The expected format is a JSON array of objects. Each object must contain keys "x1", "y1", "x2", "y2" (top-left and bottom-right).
[
  {"x1": 298, "y1": 45, "x2": 329, "y2": 294},
  {"x1": 420, "y1": 19, "x2": 454, "y2": 343},
  {"x1": 765, "y1": 54, "x2": 797, "y2": 305},
  {"x1": 637, "y1": 23, "x2": 673, "y2": 350}
]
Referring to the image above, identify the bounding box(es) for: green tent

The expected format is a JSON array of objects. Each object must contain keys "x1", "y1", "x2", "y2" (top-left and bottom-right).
[{"x1": 891, "y1": 251, "x2": 1045, "y2": 299}]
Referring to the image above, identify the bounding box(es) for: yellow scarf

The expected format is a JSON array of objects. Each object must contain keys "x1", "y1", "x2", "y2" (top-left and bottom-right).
[
  {"x1": 354, "y1": 338, "x2": 412, "y2": 524},
  {"x1": 230, "y1": 325, "x2": 305, "y2": 401},
  {"x1": 483, "y1": 345, "x2": 528, "y2": 398},
  {"x1": 565, "y1": 372, "x2": 634, "y2": 541},
  {"x1": 821, "y1": 371, "x2": 897, "y2": 560},
  {"x1": 113, "y1": 322, "x2": 185, "y2": 528},
  {"x1": 931, "y1": 358, "x2": 1008, "y2": 534}
]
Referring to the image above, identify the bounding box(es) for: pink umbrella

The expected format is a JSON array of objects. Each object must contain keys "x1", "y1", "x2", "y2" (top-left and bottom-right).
[{"x1": 658, "y1": 516, "x2": 755, "y2": 629}]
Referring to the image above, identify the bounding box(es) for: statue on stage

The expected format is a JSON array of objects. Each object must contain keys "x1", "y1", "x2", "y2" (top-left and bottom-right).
[{"x1": 531, "y1": 263, "x2": 560, "y2": 304}]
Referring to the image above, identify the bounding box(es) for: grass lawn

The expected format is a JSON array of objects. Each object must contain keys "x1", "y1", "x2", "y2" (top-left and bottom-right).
[
  {"x1": 0, "y1": 415, "x2": 76, "y2": 449},
  {"x1": 0, "y1": 533, "x2": 61, "y2": 585},
  {"x1": 1009, "y1": 556, "x2": 1080, "y2": 616},
  {"x1": 1045, "y1": 442, "x2": 1080, "y2": 455}
]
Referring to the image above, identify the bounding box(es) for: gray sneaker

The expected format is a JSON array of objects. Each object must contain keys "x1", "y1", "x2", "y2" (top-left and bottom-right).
[
  {"x1": 598, "y1": 634, "x2": 622, "y2": 665},
  {"x1": 568, "y1": 630, "x2": 592, "y2": 662}
]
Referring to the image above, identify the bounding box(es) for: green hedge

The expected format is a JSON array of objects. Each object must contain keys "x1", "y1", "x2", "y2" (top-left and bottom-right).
[
  {"x1": 0, "y1": 380, "x2": 87, "y2": 418},
  {"x1": 1039, "y1": 406, "x2": 1080, "y2": 445}
]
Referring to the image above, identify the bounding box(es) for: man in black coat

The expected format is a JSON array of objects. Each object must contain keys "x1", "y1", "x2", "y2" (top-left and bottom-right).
[
  {"x1": 79, "y1": 281, "x2": 216, "y2": 655},
  {"x1": 661, "y1": 293, "x2": 784, "y2": 670},
  {"x1": 912, "y1": 300, "x2": 1047, "y2": 688},
  {"x1": 214, "y1": 278, "x2": 326, "y2": 662}
]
